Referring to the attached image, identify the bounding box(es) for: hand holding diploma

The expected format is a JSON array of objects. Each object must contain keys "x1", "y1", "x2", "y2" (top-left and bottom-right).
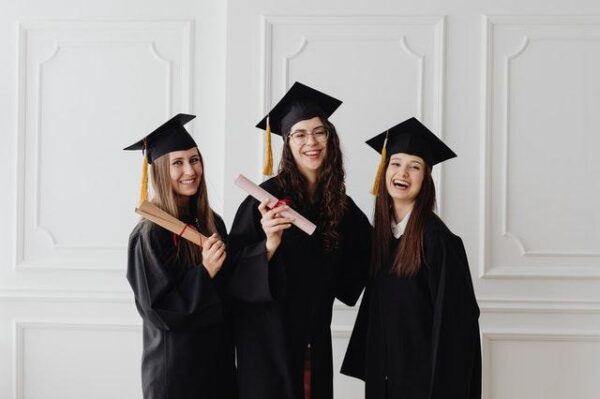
[
  {"x1": 234, "y1": 174, "x2": 317, "y2": 235},
  {"x1": 258, "y1": 200, "x2": 294, "y2": 260},
  {"x1": 201, "y1": 233, "x2": 226, "y2": 278},
  {"x1": 135, "y1": 200, "x2": 207, "y2": 247}
]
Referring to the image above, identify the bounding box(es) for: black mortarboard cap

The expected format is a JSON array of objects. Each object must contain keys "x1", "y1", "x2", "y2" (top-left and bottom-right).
[
  {"x1": 366, "y1": 117, "x2": 456, "y2": 166},
  {"x1": 256, "y1": 82, "x2": 342, "y2": 136},
  {"x1": 123, "y1": 113, "x2": 197, "y2": 164}
]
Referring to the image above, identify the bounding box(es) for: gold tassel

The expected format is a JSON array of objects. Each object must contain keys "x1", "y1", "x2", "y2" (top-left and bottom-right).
[
  {"x1": 139, "y1": 146, "x2": 149, "y2": 205},
  {"x1": 262, "y1": 115, "x2": 274, "y2": 176},
  {"x1": 370, "y1": 131, "x2": 389, "y2": 195}
]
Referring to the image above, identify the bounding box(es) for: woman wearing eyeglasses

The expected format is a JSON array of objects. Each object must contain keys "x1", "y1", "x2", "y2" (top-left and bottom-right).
[{"x1": 227, "y1": 82, "x2": 371, "y2": 399}]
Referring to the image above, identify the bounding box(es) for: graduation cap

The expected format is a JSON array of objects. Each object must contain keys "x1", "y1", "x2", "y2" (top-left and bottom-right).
[
  {"x1": 256, "y1": 82, "x2": 342, "y2": 176},
  {"x1": 366, "y1": 117, "x2": 456, "y2": 194},
  {"x1": 123, "y1": 113, "x2": 197, "y2": 204}
]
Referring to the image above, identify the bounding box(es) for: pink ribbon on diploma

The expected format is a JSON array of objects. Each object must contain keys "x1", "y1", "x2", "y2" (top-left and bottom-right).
[{"x1": 234, "y1": 174, "x2": 317, "y2": 235}]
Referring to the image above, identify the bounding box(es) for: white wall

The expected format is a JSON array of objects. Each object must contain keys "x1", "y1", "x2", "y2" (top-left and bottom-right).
[
  {"x1": 1, "y1": 0, "x2": 600, "y2": 398},
  {"x1": 0, "y1": 1, "x2": 227, "y2": 398}
]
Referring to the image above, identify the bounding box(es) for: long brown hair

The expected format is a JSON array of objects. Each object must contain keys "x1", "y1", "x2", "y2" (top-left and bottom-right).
[
  {"x1": 371, "y1": 154, "x2": 436, "y2": 276},
  {"x1": 276, "y1": 118, "x2": 346, "y2": 252},
  {"x1": 148, "y1": 147, "x2": 217, "y2": 266}
]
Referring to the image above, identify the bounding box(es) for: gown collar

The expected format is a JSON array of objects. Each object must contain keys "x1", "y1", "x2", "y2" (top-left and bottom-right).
[{"x1": 391, "y1": 210, "x2": 411, "y2": 239}]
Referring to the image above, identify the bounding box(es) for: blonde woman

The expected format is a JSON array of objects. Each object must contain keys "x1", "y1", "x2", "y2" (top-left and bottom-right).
[{"x1": 124, "y1": 114, "x2": 237, "y2": 399}]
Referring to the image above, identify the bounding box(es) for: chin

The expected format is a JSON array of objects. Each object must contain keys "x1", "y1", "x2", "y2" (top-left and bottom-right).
[
  {"x1": 305, "y1": 161, "x2": 324, "y2": 171},
  {"x1": 179, "y1": 188, "x2": 199, "y2": 197}
]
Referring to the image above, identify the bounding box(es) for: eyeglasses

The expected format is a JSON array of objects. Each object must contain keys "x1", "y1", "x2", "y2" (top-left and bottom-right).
[{"x1": 288, "y1": 128, "x2": 329, "y2": 145}]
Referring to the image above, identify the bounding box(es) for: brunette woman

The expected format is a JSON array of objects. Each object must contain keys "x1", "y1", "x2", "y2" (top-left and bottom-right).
[
  {"x1": 227, "y1": 83, "x2": 371, "y2": 399},
  {"x1": 124, "y1": 114, "x2": 237, "y2": 399},
  {"x1": 341, "y1": 117, "x2": 481, "y2": 398}
]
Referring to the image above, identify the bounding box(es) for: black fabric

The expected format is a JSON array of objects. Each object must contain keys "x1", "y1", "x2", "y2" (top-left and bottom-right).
[
  {"x1": 365, "y1": 117, "x2": 456, "y2": 166},
  {"x1": 255, "y1": 82, "x2": 342, "y2": 136},
  {"x1": 123, "y1": 113, "x2": 197, "y2": 163},
  {"x1": 127, "y1": 212, "x2": 237, "y2": 399},
  {"x1": 341, "y1": 215, "x2": 481, "y2": 399},
  {"x1": 227, "y1": 177, "x2": 371, "y2": 399}
]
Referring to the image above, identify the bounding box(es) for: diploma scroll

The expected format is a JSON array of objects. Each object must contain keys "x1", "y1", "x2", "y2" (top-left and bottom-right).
[
  {"x1": 234, "y1": 174, "x2": 317, "y2": 235},
  {"x1": 135, "y1": 200, "x2": 207, "y2": 247}
]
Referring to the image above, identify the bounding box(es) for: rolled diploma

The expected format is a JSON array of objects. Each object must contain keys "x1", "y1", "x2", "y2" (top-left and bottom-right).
[
  {"x1": 135, "y1": 200, "x2": 207, "y2": 247},
  {"x1": 234, "y1": 174, "x2": 317, "y2": 235}
]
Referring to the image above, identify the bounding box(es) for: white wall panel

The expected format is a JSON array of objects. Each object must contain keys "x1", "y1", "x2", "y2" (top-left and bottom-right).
[
  {"x1": 16, "y1": 20, "x2": 192, "y2": 271},
  {"x1": 15, "y1": 321, "x2": 141, "y2": 399},
  {"x1": 332, "y1": 329, "x2": 362, "y2": 399},
  {"x1": 1, "y1": 0, "x2": 600, "y2": 398},
  {"x1": 481, "y1": 16, "x2": 600, "y2": 278},
  {"x1": 482, "y1": 330, "x2": 600, "y2": 399},
  {"x1": 260, "y1": 15, "x2": 445, "y2": 215}
]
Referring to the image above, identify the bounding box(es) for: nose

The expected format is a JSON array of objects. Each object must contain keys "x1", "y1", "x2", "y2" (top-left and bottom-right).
[
  {"x1": 183, "y1": 162, "x2": 195, "y2": 175},
  {"x1": 400, "y1": 165, "x2": 409, "y2": 177},
  {"x1": 305, "y1": 133, "x2": 317, "y2": 145}
]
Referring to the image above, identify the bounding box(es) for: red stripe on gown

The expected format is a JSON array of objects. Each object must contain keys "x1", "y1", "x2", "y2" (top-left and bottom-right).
[{"x1": 303, "y1": 345, "x2": 311, "y2": 399}]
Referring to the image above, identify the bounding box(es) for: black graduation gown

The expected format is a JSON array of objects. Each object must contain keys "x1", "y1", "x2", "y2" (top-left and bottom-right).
[
  {"x1": 227, "y1": 177, "x2": 372, "y2": 399},
  {"x1": 341, "y1": 215, "x2": 481, "y2": 399},
  {"x1": 127, "y1": 212, "x2": 237, "y2": 399}
]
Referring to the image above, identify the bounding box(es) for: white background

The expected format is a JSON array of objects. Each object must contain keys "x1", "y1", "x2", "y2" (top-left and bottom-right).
[{"x1": 1, "y1": 0, "x2": 600, "y2": 398}]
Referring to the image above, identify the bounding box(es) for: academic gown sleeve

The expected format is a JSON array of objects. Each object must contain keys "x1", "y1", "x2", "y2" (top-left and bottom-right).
[
  {"x1": 425, "y1": 227, "x2": 481, "y2": 399},
  {"x1": 339, "y1": 280, "x2": 371, "y2": 380},
  {"x1": 226, "y1": 194, "x2": 281, "y2": 303},
  {"x1": 127, "y1": 221, "x2": 223, "y2": 331},
  {"x1": 334, "y1": 197, "x2": 372, "y2": 306}
]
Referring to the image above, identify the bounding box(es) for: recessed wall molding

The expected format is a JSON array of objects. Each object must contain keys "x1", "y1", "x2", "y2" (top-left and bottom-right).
[
  {"x1": 261, "y1": 14, "x2": 447, "y2": 212},
  {"x1": 15, "y1": 19, "x2": 192, "y2": 271},
  {"x1": 14, "y1": 320, "x2": 141, "y2": 399},
  {"x1": 480, "y1": 15, "x2": 600, "y2": 278}
]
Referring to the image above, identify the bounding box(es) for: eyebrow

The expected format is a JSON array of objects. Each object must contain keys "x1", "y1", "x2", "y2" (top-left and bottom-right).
[
  {"x1": 390, "y1": 156, "x2": 424, "y2": 166},
  {"x1": 171, "y1": 155, "x2": 199, "y2": 162},
  {"x1": 291, "y1": 125, "x2": 325, "y2": 134}
]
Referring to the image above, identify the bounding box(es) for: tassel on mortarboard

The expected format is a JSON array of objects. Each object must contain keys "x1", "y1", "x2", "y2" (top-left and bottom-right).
[
  {"x1": 370, "y1": 131, "x2": 389, "y2": 195},
  {"x1": 139, "y1": 140, "x2": 149, "y2": 205},
  {"x1": 262, "y1": 115, "x2": 274, "y2": 176},
  {"x1": 124, "y1": 114, "x2": 197, "y2": 206}
]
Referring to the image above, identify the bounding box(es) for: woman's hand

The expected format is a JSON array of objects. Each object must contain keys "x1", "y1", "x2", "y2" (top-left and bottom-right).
[
  {"x1": 202, "y1": 234, "x2": 226, "y2": 278},
  {"x1": 258, "y1": 199, "x2": 294, "y2": 260}
]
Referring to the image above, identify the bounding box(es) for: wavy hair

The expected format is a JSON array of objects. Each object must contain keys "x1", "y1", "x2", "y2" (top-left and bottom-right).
[{"x1": 276, "y1": 118, "x2": 347, "y2": 252}]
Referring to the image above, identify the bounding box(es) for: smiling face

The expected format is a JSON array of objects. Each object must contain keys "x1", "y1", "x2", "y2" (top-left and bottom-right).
[
  {"x1": 287, "y1": 117, "x2": 328, "y2": 181},
  {"x1": 385, "y1": 152, "x2": 426, "y2": 208},
  {"x1": 169, "y1": 147, "x2": 203, "y2": 201}
]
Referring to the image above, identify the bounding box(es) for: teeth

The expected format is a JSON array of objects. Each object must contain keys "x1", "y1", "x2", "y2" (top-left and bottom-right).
[
  {"x1": 393, "y1": 180, "x2": 409, "y2": 188},
  {"x1": 304, "y1": 151, "x2": 320, "y2": 156},
  {"x1": 180, "y1": 179, "x2": 195, "y2": 184}
]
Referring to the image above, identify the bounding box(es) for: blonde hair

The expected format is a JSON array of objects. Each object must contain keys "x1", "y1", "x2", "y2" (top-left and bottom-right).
[{"x1": 149, "y1": 147, "x2": 217, "y2": 266}]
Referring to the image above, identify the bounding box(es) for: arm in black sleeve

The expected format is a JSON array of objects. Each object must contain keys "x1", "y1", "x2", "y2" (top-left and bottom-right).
[
  {"x1": 127, "y1": 223, "x2": 222, "y2": 331},
  {"x1": 226, "y1": 195, "x2": 282, "y2": 303},
  {"x1": 340, "y1": 283, "x2": 372, "y2": 380},
  {"x1": 334, "y1": 199, "x2": 372, "y2": 306},
  {"x1": 426, "y1": 230, "x2": 481, "y2": 399}
]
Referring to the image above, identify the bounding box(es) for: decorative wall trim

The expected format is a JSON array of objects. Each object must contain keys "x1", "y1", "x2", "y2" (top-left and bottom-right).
[
  {"x1": 481, "y1": 328, "x2": 600, "y2": 398},
  {"x1": 14, "y1": 320, "x2": 141, "y2": 399},
  {"x1": 479, "y1": 15, "x2": 600, "y2": 279},
  {"x1": 478, "y1": 298, "x2": 600, "y2": 314},
  {"x1": 261, "y1": 14, "x2": 447, "y2": 208},
  {"x1": 15, "y1": 19, "x2": 193, "y2": 271},
  {"x1": 0, "y1": 288, "x2": 133, "y2": 302},
  {"x1": 331, "y1": 325, "x2": 353, "y2": 339}
]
